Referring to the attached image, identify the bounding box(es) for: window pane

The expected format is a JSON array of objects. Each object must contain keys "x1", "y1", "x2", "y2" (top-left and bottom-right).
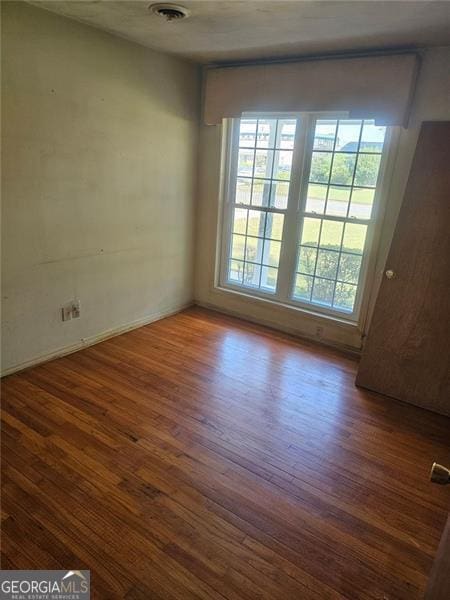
[
  {"x1": 239, "y1": 119, "x2": 257, "y2": 147},
  {"x1": 232, "y1": 208, "x2": 248, "y2": 234},
  {"x1": 237, "y1": 149, "x2": 254, "y2": 176},
  {"x1": 245, "y1": 236, "x2": 263, "y2": 263},
  {"x1": 247, "y1": 209, "x2": 266, "y2": 237},
  {"x1": 342, "y1": 223, "x2": 367, "y2": 254},
  {"x1": 273, "y1": 150, "x2": 293, "y2": 180},
  {"x1": 244, "y1": 262, "x2": 261, "y2": 287},
  {"x1": 256, "y1": 119, "x2": 277, "y2": 148},
  {"x1": 265, "y1": 213, "x2": 284, "y2": 240},
  {"x1": 298, "y1": 246, "x2": 317, "y2": 275},
  {"x1": 305, "y1": 183, "x2": 326, "y2": 214},
  {"x1": 263, "y1": 239, "x2": 281, "y2": 267},
  {"x1": 338, "y1": 253, "x2": 362, "y2": 284},
  {"x1": 313, "y1": 120, "x2": 337, "y2": 151},
  {"x1": 229, "y1": 260, "x2": 244, "y2": 283},
  {"x1": 316, "y1": 249, "x2": 339, "y2": 280},
  {"x1": 334, "y1": 282, "x2": 357, "y2": 312},
  {"x1": 276, "y1": 120, "x2": 297, "y2": 149},
  {"x1": 312, "y1": 278, "x2": 335, "y2": 306},
  {"x1": 354, "y1": 154, "x2": 382, "y2": 187},
  {"x1": 360, "y1": 121, "x2": 386, "y2": 153},
  {"x1": 326, "y1": 186, "x2": 351, "y2": 217},
  {"x1": 261, "y1": 266, "x2": 278, "y2": 291},
  {"x1": 320, "y1": 220, "x2": 343, "y2": 251},
  {"x1": 348, "y1": 187, "x2": 375, "y2": 220},
  {"x1": 294, "y1": 274, "x2": 314, "y2": 301},
  {"x1": 301, "y1": 217, "x2": 321, "y2": 247},
  {"x1": 236, "y1": 178, "x2": 251, "y2": 204},
  {"x1": 270, "y1": 181, "x2": 289, "y2": 209},
  {"x1": 231, "y1": 235, "x2": 245, "y2": 260},
  {"x1": 335, "y1": 120, "x2": 362, "y2": 152},
  {"x1": 330, "y1": 153, "x2": 356, "y2": 185},
  {"x1": 310, "y1": 152, "x2": 332, "y2": 183},
  {"x1": 251, "y1": 179, "x2": 270, "y2": 207},
  {"x1": 254, "y1": 149, "x2": 274, "y2": 178}
]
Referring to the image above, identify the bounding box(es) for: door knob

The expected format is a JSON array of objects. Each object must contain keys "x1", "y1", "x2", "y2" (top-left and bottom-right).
[
  {"x1": 430, "y1": 462, "x2": 450, "y2": 485},
  {"x1": 385, "y1": 269, "x2": 396, "y2": 279}
]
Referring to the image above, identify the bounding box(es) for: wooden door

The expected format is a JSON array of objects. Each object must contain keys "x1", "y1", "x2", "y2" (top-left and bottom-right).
[{"x1": 356, "y1": 122, "x2": 450, "y2": 416}]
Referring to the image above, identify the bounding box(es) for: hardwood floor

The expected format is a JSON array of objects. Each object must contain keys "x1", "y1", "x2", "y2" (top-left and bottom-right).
[{"x1": 2, "y1": 307, "x2": 449, "y2": 599}]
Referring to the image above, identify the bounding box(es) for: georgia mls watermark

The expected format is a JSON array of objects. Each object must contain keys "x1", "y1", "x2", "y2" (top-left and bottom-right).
[{"x1": 0, "y1": 570, "x2": 90, "y2": 600}]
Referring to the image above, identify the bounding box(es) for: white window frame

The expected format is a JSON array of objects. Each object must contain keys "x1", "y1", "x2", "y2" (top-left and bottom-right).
[{"x1": 218, "y1": 112, "x2": 397, "y2": 327}]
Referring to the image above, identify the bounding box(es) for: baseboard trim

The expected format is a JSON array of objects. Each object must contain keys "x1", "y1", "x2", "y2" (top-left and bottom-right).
[{"x1": 1, "y1": 302, "x2": 193, "y2": 377}]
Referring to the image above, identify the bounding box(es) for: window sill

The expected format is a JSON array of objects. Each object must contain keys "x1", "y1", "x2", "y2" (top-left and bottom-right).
[{"x1": 214, "y1": 284, "x2": 361, "y2": 330}]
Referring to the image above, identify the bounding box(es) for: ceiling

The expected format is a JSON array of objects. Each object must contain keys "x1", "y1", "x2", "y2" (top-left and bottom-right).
[{"x1": 29, "y1": 1, "x2": 450, "y2": 64}]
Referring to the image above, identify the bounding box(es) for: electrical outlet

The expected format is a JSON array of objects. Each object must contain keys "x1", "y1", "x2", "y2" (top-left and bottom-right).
[
  {"x1": 72, "y1": 300, "x2": 81, "y2": 319},
  {"x1": 61, "y1": 300, "x2": 81, "y2": 321}
]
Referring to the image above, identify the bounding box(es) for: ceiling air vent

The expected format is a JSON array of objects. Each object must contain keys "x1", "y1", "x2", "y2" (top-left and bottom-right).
[{"x1": 149, "y1": 3, "x2": 190, "y2": 21}]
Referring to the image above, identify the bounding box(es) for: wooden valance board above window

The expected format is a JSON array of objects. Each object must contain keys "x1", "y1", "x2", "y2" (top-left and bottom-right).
[{"x1": 203, "y1": 53, "x2": 419, "y2": 127}]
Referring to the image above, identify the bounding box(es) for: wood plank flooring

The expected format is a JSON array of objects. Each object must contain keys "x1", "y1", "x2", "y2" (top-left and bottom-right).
[{"x1": 2, "y1": 307, "x2": 450, "y2": 599}]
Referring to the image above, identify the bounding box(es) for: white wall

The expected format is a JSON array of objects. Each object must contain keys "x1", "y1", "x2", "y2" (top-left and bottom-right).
[
  {"x1": 1, "y1": 2, "x2": 200, "y2": 374},
  {"x1": 194, "y1": 47, "x2": 450, "y2": 351}
]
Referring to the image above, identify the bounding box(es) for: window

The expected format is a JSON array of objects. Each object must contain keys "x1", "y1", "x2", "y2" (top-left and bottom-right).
[
  {"x1": 228, "y1": 118, "x2": 295, "y2": 293},
  {"x1": 221, "y1": 114, "x2": 391, "y2": 321}
]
